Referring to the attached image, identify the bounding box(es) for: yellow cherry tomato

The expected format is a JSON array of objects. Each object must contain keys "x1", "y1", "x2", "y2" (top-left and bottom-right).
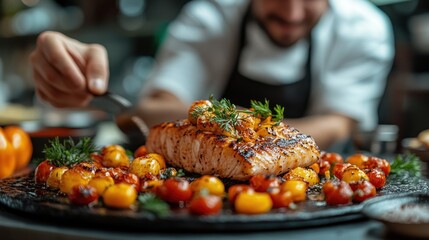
[
  {"x1": 283, "y1": 167, "x2": 319, "y2": 186},
  {"x1": 59, "y1": 168, "x2": 93, "y2": 194},
  {"x1": 102, "y1": 149, "x2": 130, "y2": 168},
  {"x1": 101, "y1": 144, "x2": 126, "y2": 156},
  {"x1": 280, "y1": 180, "x2": 308, "y2": 202},
  {"x1": 341, "y1": 166, "x2": 369, "y2": 183},
  {"x1": 190, "y1": 175, "x2": 225, "y2": 197},
  {"x1": 234, "y1": 191, "x2": 272, "y2": 214},
  {"x1": 129, "y1": 156, "x2": 161, "y2": 178},
  {"x1": 103, "y1": 183, "x2": 137, "y2": 209},
  {"x1": 88, "y1": 176, "x2": 115, "y2": 196},
  {"x1": 46, "y1": 166, "x2": 68, "y2": 189},
  {"x1": 146, "y1": 153, "x2": 166, "y2": 169}
]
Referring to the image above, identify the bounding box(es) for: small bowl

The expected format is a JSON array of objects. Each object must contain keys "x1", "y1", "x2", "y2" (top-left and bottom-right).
[{"x1": 362, "y1": 193, "x2": 429, "y2": 238}]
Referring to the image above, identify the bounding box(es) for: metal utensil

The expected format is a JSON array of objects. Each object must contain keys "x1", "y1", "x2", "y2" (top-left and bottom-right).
[{"x1": 90, "y1": 92, "x2": 149, "y2": 148}]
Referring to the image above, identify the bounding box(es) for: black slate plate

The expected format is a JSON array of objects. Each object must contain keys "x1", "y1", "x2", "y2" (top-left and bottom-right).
[{"x1": 0, "y1": 173, "x2": 428, "y2": 232}]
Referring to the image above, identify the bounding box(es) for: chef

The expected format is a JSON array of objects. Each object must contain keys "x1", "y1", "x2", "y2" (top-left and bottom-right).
[{"x1": 29, "y1": 0, "x2": 394, "y2": 149}]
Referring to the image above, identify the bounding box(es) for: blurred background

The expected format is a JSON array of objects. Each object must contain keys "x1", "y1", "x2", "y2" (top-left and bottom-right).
[{"x1": 0, "y1": 0, "x2": 428, "y2": 153}]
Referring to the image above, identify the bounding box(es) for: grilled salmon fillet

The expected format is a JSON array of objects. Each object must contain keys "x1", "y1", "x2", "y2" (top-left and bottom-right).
[
  {"x1": 146, "y1": 100, "x2": 320, "y2": 180},
  {"x1": 146, "y1": 99, "x2": 320, "y2": 180}
]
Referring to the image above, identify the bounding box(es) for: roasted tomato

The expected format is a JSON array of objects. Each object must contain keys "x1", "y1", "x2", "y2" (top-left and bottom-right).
[
  {"x1": 321, "y1": 152, "x2": 344, "y2": 164},
  {"x1": 268, "y1": 188, "x2": 293, "y2": 208},
  {"x1": 341, "y1": 165, "x2": 369, "y2": 183},
  {"x1": 227, "y1": 184, "x2": 254, "y2": 204},
  {"x1": 129, "y1": 156, "x2": 161, "y2": 178},
  {"x1": 103, "y1": 183, "x2": 137, "y2": 209},
  {"x1": 234, "y1": 191, "x2": 272, "y2": 214},
  {"x1": 332, "y1": 163, "x2": 351, "y2": 180},
  {"x1": 156, "y1": 177, "x2": 193, "y2": 203},
  {"x1": 59, "y1": 168, "x2": 93, "y2": 194},
  {"x1": 317, "y1": 158, "x2": 331, "y2": 176},
  {"x1": 249, "y1": 174, "x2": 281, "y2": 192},
  {"x1": 46, "y1": 166, "x2": 68, "y2": 189},
  {"x1": 34, "y1": 160, "x2": 55, "y2": 183},
  {"x1": 102, "y1": 149, "x2": 130, "y2": 168},
  {"x1": 140, "y1": 179, "x2": 164, "y2": 193},
  {"x1": 3, "y1": 126, "x2": 33, "y2": 171},
  {"x1": 133, "y1": 145, "x2": 148, "y2": 158},
  {"x1": 349, "y1": 180, "x2": 376, "y2": 203},
  {"x1": 366, "y1": 168, "x2": 386, "y2": 189},
  {"x1": 280, "y1": 180, "x2": 307, "y2": 202},
  {"x1": 115, "y1": 172, "x2": 140, "y2": 191},
  {"x1": 189, "y1": 194, "x2": 223, "y2": 215},
  {"x1": 308, "y1": 163, "x2": 320, "y2": 174},
  {"x1": 283, "y1": 167, "x2": 319, "y2": 186},
  {"x1": 88, "y1": 176, "x2": 115, "y2": 196},
  {"x1": 364, "y1": 157, "x2": 390, "y2": 176},
  {"x1": 146, "y1": 153, "x2": 167, "y2": 169},
  {"x1": 68, "y1": 185, "x2": 99, "y2": 205},
  {"x1": 0, "y1": 127, "x2": 16, "y2": 179},
  {"x1": 346, "y1": 153, "x2": 368, "y2": 169},
  {"x1": 101, "y1": 144, "x2": 126, "y2": 156},
  {"x1": 323, "y1": 181, "x2": 353, "y2": 206},
  {"x1": 190, "y1": 175, "x2": 225, "y2": 197}
]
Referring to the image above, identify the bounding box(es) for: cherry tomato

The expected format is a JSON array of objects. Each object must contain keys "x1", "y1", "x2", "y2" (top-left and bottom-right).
[
  {"x1": 317, "y1": 159, "x2": 331, "y2": 176},
  {"x1": 308, "y1": 163, "x2": 320, "y2": 174},
  {"x1": 102, "y1": 149, "x2": 130, "y2": 168},
  {"x1": 249, "y1": 174, "x2": 280, "y2": 192},
  {"x1": 366, "y1": 168, "x2": 386, "y2": 189},
  {"x1": 234, "y1": 191, "x2": 272, "y2": 214},
  {"x1": 34, "y1": 160, "x2": 55, "y2": 183},
  {"x1": 0, "y1": 127, "x2": 16, "y2": 179},
  {"x1": 68, "y1": 185, "x2": 99, "y2": 205},
  {"x1": 268, "y1": 188, "x2": 293, "y2": 208},
  {"x1": 332, "y1": 163, "x2": 351, "y2": 180},
  {"x1": 46, "y1": 166, "x2": 68, "y2": 189},
  {"x1": 323, "y1": 181, "x2": 353, "y2": 206},
  {"x1": 346, "y1": 153, "x2": 368, "y2": 169},
  {"x1": 140, "y1": 179, "x2": 164, "y2": 193},
  {"x1": 349, "y1": 180, "x2": 376, "y2": 203},
  {"x1": 189, "y1": 195, "x2": 223, "y2": 215},
  {"x1": 59, "y1": 168, "x2": 93, "y2": 194},
  {"x1": 280, "y1": 180, "x2": 308, "y2": 202},
  {"x1": 190, "y1": 175, "x2": 225, "y2": 197},
  {"x1": 129, "y1": 156, "x2": 161, "y2": 178},
  {"x1": 115, "y1": 172, "x2": 140, "y2": 191},
  {"x1": 227, "y1": 184, "x2": 254, "y2": 204},
  {"x1": 321, "y1": 152, "x2": 344, "y2": 164},
  {"x1": 341, "y1": 166, "x2": 369, "y2": 183},
  {"x1": 103, "y1": 183, "x2": 137, "y2": 209},
  {"x1": 283, "y1": 167, "x2": 319, "y2": 186},
  {"x1": 156, "y1": 178, "x2": 193, "y2": 203},
  {"x1": 364, "y1": 157, "x2": 390, "y2": 176},
  {"x1": 88, "y1": 176, "x2": 115, "y2": 196},
  {"x1": 146, "y1": 153, "x2": 167, "y2": 169},
  {"x1": 101, "y1": 144, "x2": 126, "y2": 156},
  {"x1": 4, "y1": 126, "x2": 33, "y2": 170},
  {"x1": 133, "y1": 145, "x2": 148, "y2": 158}
]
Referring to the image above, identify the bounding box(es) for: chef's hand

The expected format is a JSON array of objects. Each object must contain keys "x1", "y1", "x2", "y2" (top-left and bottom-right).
[{"x1": 29, "y1": 31, "x2": 109, "y2": 108}]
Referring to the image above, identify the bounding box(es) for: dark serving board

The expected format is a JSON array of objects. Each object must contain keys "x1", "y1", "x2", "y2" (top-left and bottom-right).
[{"x1": 0, "y1": 172, "x2": 428, "y2": 232}]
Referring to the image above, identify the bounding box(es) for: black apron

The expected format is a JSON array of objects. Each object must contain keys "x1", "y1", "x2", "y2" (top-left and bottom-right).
[{"x1": 221, "y1": 8, "x2": 312, "y2": 118}]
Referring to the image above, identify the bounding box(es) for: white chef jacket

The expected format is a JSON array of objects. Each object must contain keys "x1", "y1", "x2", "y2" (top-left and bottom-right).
[{"x1": 142, "y1": 0, "x2": 394, "y2": 131}]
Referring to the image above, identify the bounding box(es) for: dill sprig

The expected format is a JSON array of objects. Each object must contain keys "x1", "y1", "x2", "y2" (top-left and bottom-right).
[{"x1": 43, "y1": 137, "x2": 97, "y2": 167}]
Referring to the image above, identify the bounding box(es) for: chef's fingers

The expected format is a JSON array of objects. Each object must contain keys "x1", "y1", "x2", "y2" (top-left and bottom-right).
[
  {"x1": 33, "y1": 70, "x2": 92, "y2": 108},
  {"x1": 37, "y1": 31, "x2": 87, "y2": 91},
  {"x1": 83, "y1": 44, "x2": 109, "y2": 95}
]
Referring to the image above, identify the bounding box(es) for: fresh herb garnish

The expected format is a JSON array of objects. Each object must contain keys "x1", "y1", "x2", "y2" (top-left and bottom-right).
[
  {"x1": 250, "y1": 99, "x2": 272, "y2": 119},
  {"x1": 272, "y1": 104, "x2": 285, "y2": 123},
  {"x1": 390, "y1": 154, "x2": 422, "y2": 177},
  {"x1": 208, "y1": 96, "x2": 241, "y2": 133},
  {"x1": 138, "y1": 193, "x2": 170, "y2": 217},
  {"x1": 43, "y1": 137, "x2": 97, "y2": 167}
]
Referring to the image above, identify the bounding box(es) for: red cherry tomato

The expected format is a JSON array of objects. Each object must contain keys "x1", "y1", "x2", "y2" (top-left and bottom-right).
[
  {"x1": 68, "y1": 185, "x2": 99, "y2": 205},
  {"x1": 332, "y1": 163, "x2": 351, "y2": 180},
  {"x1": 268, "y1": 188, "x2": 293, "y2": 208},
  {"x1": 321, "y1": 152, "x2": 344, "y2": 164},
  {"x1": 349, "y1": 180, "x2": 376, "y2": 203},
  {"x1": 323, "y1": 181, "x2": 353, "y2": 206},
  {"x1": 364, "y1": 157, "x2": 390, "y2": 176},
  {"x1": 317, "y1": 159, "x2": 331, "y2": 176},
  {"x1": 366, "y1": 168, "x2": 386, "y2": 189},
  {"x1": 227, "y1": 184, "x2": 254, "y2": 204},
  {"x1": 189, "y1": 195, "x2": 223, "y2": 215},
  {"x1": 156, "y1": 177, "x2": 193, "y2": 203},
  {"x1": 34, "y1": 160, "x2": 54, "y2": 183},
  {"x1": 249, "y1": 174, "x2": 281, "y2": 192}
]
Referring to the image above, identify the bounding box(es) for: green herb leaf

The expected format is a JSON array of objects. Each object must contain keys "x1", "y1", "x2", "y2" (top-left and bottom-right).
[
  {"x1": 250, "y1": 99, "x2": 272, "y2": 119},
  {"x1": 138, "y1": 193, "x2": 170, "y2": 217},
  {"x1": 390, "y1": 154, "x2": 422, "y2": 177},
  {"x1": 43, "y1": 137, "x2": 97, "y2": 167},
  {"x1": 208, "y1": 96, "x2": 240, "y2": 133},
  {"x1": 272, "y1": 104, "x2": 285, "y2": 123}
]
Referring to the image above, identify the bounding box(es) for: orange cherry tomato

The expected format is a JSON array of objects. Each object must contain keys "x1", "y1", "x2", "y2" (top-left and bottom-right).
[
  {"x1": 280, "y1": 180, "x2": 307, "y2": 202},
  {"x1": 234, "y1": 191, "x2": 272, "y2": 214},
  {"x1": 366, "y1": 168, "x2": 386, "y2": 189},
  {"x1": 249, "y1": 174, "x2": 280, "y2": 192},
  {"x1": 88, "y1": 176, "x2": 115, "y2": 196},
  {"x1": 283, "y1": 167, "x2": 319, "y2": 186},
  {"x1": 346, "y1": 153, "x2": 368, "y2": 169},
  {"x1": 190, "y1": 175, "x2": 225, "y2": 197},
  {"x1": 102, "y1": 149, "x2": 130, "y2": 168},
  {"x1": 101, "y1": 144, "x2": 126, "y2": 156},
  {"x1": 189, "y1": 194, "x2": 223, "y2": 215},
  {"x1": 323, "y1": 181, "x2": 353, "y2": 206},
  {"x1": 103, "y1": 183, "x2": 137, "y2": 209},
  {"x1": 227, "y1": 184, "x2": 254, "y2": 204},
  {"x1": 156, "y1": 177, "x2": 193, "y2": 203},
  {"x1": 34, "y1": 160, "x2": 55, "y2": 183},
  {"x1": 321, "y1": 152, "x2": 344, "y2": 164},
  {"x1": 268, "y1": 188, "x2": 293, "y2": 208},
  {"x1": 3, "y1": 126, "x2": 32, "y2": 170},
  {"x1": 133, "y1": 145, "x2": 148, "y2": 158},
  {"x1": 309, "y1": 163, "x2": 320, "y2": 174},
  {"x1": 0, "y1": 127, "x2": 16, "y2": 179},
  {"x1": 317, "y1": 158, "x2": 331, "y2": 176},
  {"x1": 349, "y1": 180, "x2": 376, "y2": 203},
  {"x1": 68, "y1": 185, "x2": 99, "y2": 205},
  {"x1": 129, "y1": 156, "x2": 161, "y2": 178},
  {"x1": 341, "y1": 166, "x2": 369, "y2": 183}
]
